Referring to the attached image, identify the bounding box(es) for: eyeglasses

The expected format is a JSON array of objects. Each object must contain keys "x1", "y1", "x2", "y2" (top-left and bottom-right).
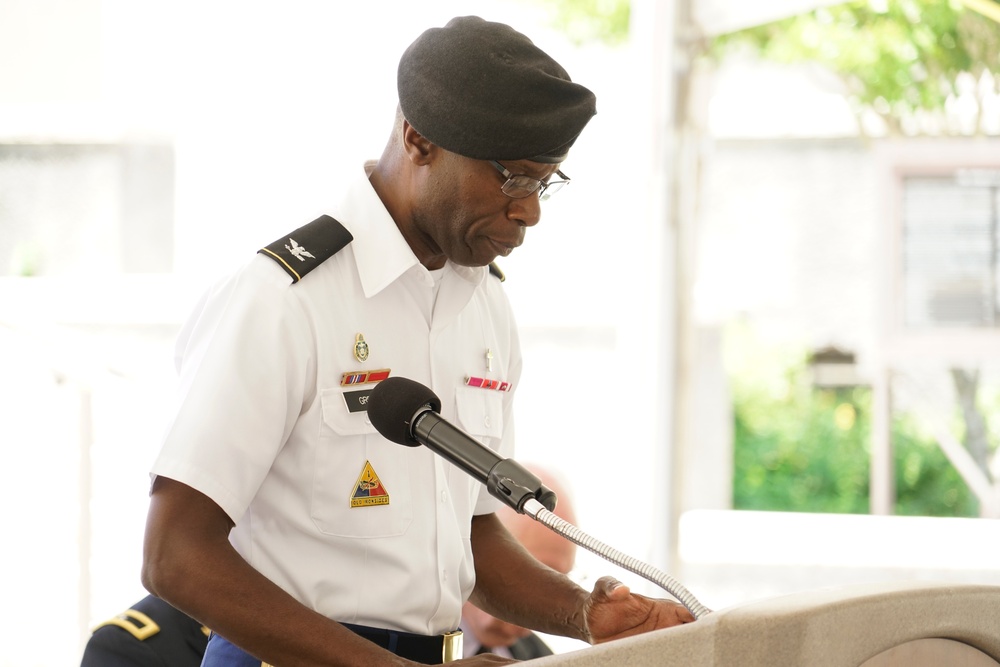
[{"x1": 488, "y1": 160, "x2": 571, "y2": 201}]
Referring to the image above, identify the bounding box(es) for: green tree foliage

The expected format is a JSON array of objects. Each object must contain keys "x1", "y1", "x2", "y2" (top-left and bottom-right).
[
  {"x1": 528, "y1": 0, "x2": 631, "y2": 45},
  {"x1": 734, "y1": 380, "x2": 871, "y2": 514},
  {"x1": 729, "y1": 325, "x2": 978, "y2": 516},
  {"x1": 893, "y1": 415, "x2": 980, "y2": 516},
  {"x1": 710, "y1": 0, "x2": 1000, "y2": 135}
]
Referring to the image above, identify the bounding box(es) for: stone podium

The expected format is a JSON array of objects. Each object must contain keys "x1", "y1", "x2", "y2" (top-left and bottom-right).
[{"x1": 525, "y1": 581, "x2": 1000, "y2": 666}]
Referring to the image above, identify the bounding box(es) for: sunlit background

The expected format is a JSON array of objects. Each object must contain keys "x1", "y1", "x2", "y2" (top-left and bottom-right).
[{"x1": 2, "y1": 0, "x2": 1000, "y2": 664}]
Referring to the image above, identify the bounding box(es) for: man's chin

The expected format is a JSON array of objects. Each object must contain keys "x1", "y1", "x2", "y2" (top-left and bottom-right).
[{"x1": 451, "y1": 255, "x2": 499, "y2": 269}]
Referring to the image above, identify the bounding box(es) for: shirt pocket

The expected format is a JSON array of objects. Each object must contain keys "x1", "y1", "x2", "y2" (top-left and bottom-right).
[
  {"x1": 310, "y1": 387, "x2": 413, "y2": 538},
  {"x1": 453, "y1": 385, "x2": 504, "y2": 441},
  {"x1": 450, "y1": 385, "x2": 505, "y2": 524}
]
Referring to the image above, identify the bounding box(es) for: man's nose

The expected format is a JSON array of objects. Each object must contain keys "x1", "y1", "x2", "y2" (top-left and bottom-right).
[{"x1": 508, "y1": 193, "x2": 541, "y2": 227}]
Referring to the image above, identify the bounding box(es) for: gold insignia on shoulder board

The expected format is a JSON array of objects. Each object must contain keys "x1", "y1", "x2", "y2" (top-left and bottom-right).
[
  {"x1": 92, "y1": 609, "x2": 160, "y2": 641},
  {"x1": 353, "y1": 333, "x2": 370, "y2": 362}
]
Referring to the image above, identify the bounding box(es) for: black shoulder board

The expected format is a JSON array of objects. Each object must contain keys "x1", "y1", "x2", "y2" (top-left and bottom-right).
[
  {"x1": 488, "y1": 262, "x2": 505, "y2": 282},
  {"x1": 258, "y1": 215, "x2": 353, "y2": 283}
]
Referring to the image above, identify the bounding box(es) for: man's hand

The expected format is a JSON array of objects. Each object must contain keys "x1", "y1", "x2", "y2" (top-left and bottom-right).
[{"x1": 583, "y1": 576, "x2": 696, "y2": 644}]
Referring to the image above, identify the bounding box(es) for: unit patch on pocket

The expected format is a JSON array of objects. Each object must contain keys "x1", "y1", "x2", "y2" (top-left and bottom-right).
[{"x1": 350, "y1": 460, "x2": 390, "y2": 508}]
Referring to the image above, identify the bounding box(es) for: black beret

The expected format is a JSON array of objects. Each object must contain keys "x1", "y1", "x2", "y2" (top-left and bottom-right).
[{"x1": 398, "y1": 16, "x2": 597, "y2": 164}]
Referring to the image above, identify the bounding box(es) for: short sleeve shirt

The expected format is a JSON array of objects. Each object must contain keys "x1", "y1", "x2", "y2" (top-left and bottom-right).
[{"x1": 150, "y1": 162, "x2": 522, "y2": 635}]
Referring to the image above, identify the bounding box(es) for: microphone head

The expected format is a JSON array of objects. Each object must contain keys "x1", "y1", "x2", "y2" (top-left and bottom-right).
[{"x1": 367, "y1": 377, "x2": 442, "y2": 446}]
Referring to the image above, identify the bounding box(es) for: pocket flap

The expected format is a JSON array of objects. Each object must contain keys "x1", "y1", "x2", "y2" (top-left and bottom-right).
[{"x1": 320, "y1": 387, "x2": 378, "y2": 436}]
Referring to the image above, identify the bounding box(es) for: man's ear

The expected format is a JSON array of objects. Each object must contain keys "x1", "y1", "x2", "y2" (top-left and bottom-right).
[{"x1": 401, "y1": 121, "x2": 436, "y2": 166}]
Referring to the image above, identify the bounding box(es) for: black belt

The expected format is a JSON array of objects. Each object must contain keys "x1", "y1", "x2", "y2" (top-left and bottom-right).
[{"x1": 341, "y1": 622, "x2": 463, "y2": 664}]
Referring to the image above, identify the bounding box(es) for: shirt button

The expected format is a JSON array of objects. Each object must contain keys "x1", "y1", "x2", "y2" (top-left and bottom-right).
[
  {"x1": 440, "y1": 491, "x2": 447, "y2": 504},
  {"x1": 484, "y1": 416, "x2": 491, "y2": 429}
]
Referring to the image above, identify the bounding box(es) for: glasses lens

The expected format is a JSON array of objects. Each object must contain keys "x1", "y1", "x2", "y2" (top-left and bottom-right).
[
  {"x1": 500, "y1": 176, "x2": 542, "y2": 199},
  {"x1": 538, "y1": 179, "x2": 568, "y2": 201}
]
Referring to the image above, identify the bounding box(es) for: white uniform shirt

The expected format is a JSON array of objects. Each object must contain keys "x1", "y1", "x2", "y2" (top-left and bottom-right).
[{"x1": 151, "y1": 162, "x2": 522, "y2": 635}]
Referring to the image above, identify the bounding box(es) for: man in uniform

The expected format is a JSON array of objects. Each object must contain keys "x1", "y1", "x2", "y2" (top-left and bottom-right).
[
  {"x1": 81, "y1": 595, "x2": 208, "y2": 666},
  {"x1": 142, "y1": 15, "x2": 695, "y2": 666}
]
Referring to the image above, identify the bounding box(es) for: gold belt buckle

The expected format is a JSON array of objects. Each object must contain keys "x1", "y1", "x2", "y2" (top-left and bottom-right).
[{"x1": 442, "y1": 630, "x2": 463, "y2": 663}]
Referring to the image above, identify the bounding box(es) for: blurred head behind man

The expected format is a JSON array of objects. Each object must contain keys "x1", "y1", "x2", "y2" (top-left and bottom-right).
[{"x1": 462, "y1": 465, "x2": 578, "y2": 652}]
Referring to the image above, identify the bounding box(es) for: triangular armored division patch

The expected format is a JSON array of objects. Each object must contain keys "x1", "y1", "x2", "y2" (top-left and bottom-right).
[
  {"x1": 258, "y1": 215, "x2": 353, "y2": 283},
  {"x1": 350, "y1": 460, "x2": 390, "y2": 507}
]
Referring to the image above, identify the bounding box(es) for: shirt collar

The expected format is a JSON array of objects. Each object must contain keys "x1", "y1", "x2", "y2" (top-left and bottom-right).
[{"x1": 341, "y1": 162, "x2": 485, "y2": 298}]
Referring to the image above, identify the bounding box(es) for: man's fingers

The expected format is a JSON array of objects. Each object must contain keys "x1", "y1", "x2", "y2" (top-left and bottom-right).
[{"x1": 592, "y1": 576, "x2": 630, "y2": 602}]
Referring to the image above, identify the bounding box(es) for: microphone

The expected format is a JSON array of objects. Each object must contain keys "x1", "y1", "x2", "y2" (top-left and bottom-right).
[
  {"x1": 367, "y1": 376, "x2": 557, "y2": 513},
  {"x1": 368, "y1": 376, "x2": 713, "y2": 619}
]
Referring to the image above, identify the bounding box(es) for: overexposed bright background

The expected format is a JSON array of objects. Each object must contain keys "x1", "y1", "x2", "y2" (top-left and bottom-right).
[{"x1": 1, "y1": 1, "x2": 662, "y2": 663}]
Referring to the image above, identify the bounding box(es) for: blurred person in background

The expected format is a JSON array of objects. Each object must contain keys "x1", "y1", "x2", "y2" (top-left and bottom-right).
[
  {"x1": 461, "y1": 465, "x2": 578, "y2": 659},
  {"x1": 81, "y1": 595, "x2": 208, "y2": 667}
]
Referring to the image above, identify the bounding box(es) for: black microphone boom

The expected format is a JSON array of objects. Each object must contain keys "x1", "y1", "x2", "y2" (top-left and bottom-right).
[
  {"x1": 367, "y1": 377, "x2": 712, "y2": 618},
  {"x1": 367, "y1": 377, "x2": 556, "y2": 512}
]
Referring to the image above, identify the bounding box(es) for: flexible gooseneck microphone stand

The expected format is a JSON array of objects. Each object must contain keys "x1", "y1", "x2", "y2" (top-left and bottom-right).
[
  {"x1": 520, "y1": 497, "x2": 713, "y2": 620},
  {"x1": 365, "y1": 376, "x2": 713, "y2": 620}
]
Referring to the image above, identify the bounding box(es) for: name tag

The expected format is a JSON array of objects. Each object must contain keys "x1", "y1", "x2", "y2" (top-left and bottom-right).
[{"x1": 343, "y1": 389, "x2": 373, "y2": 413}]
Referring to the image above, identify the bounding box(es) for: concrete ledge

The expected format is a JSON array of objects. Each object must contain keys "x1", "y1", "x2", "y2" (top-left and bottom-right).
[{"x1": 526, "y1": 581, "x2": 1000, "y2": 666}]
